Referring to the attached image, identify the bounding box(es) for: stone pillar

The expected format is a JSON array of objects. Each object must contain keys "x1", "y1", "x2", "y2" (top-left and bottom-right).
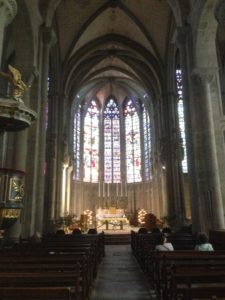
[
  {"x1": 0, "y1": 0, "x2": 17, "y2": 67},
  {"x1": 0, "y1": 0, "x2": 17, "y2": 168},
  {"x1": 215, "y1": 0, "x2": 225, "y2": 26},
  {"x1": 65, "y1": 165, "x2": 73, "y2": 214},
  {"x1": 176, "y1": 27, "x2": 202, "y2": 232},
  {"x1": 165, "y1": 92, "x2": 183, "y2": 224},
  {"x1": 34, "y1": 26, "x2": 56, "y2": 235},
  {"x1": 193, "y1": 69, "x2": 225, "y2": 230}
]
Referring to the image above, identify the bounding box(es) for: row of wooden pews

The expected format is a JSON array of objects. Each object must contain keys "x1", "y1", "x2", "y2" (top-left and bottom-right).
[
  {"x1": 0, "y1": 232, "x2": 105, "y2": 300},
  {"x1": 131, "y1": 230, "x2": 225, "y2": 300}
]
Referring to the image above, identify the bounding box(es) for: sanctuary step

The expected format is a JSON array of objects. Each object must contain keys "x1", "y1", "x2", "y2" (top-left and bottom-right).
[{"x1": 104, "y1": 234, "x2": 131, "y2": 245}]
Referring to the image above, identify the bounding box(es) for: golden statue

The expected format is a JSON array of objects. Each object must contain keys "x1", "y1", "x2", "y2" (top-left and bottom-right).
[{"x1": 0, "y1": 64, "x2": 30, "y2": 101}]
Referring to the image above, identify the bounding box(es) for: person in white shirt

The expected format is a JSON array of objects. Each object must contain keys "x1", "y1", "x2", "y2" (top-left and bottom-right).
[
  {"x1": 194, "y1": 232, "x2": 214, "y2": 251},
  {"x1": 155, "y1": 234, "x2": 174, "y2": 251}
]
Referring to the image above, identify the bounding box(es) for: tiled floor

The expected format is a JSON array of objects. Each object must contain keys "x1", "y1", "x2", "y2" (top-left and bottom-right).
[{"x1": 90, "y1": 245, "x2": 152, "y2": 300}]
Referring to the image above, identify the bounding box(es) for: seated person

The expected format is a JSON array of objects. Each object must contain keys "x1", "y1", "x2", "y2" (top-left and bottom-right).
[
  {"x1": 155, "y1": 233, "x2": 174, "y2": 251},
  {"x1": 138, "y1": 227, "x2": 148, "y2": 234},
  {"x1": 151, "y1": 227, "x2": 161, "y2": 234},
  {"x1": 55, "y1": 229, "x2": 65, "y2": 236},
  {"x1": 87, "y1": 228, "x2": 97, "y2": 234},
  {"x1": 72, "y1": 228, "x2": 82, "y2": 235},
  {"x1": 162, "y1": 227, "x2": 172, "y2": 234},
  {"x1": 195, "y1": 232, "x2": 214, "y2": 251}
]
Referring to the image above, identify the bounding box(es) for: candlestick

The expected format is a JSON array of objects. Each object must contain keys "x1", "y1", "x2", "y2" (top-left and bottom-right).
[
  {"x1": 103, "y1": 181, "x2": 105, "y2": 197},
  {"x1": 116, "y1": 183, "x2": 118, "y2": 197},
  {"x1": 98, "y1": 181, "x2": 100, "y2": 197}
]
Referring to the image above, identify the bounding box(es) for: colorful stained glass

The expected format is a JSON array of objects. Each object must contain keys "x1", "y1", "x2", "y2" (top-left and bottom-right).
[
  {"x1": 124, "y1": 100, "x2": 142, "y2": 183},
  {"x1": 143, "y1": 104, "x2": 152, "y2": 180},
  {"x1": 73, "y1": 104, "x2": 81, "y2": 180},
  {"x1": 83, "y1": 100, "x2": 99, "y2": 182},
  {"x1": 104, "y1": 99, "x2": 121, "y2": 183},
  {"x1": 176, "y1": 69, "x2": 188, "y2": 173}
]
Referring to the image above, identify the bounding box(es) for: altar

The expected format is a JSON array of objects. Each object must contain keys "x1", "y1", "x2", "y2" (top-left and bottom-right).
[{"x1": 96, "y1": 207, "x2": 129, "y2": 230}]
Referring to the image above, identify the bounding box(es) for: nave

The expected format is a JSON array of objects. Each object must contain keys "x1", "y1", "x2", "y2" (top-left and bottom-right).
[{"x1": 90, "y1": 245, "x2": 152, "y2": 300}]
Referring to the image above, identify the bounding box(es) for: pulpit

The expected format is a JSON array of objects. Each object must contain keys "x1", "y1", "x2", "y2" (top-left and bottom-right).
[{"x1": 0, "y1": 168, "x2": 24, "y2": 231}]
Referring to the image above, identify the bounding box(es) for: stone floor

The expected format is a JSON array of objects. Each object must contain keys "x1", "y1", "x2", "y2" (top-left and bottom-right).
[{"x1": 90, "y1": 245, "x2": 153, "y2": 300}]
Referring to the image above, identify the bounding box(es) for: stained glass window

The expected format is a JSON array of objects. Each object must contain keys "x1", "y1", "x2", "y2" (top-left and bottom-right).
[
  {"x1": 83, "y1": 100, "x2": 99, "y2": 182},
  {"x1": 104, "y1": 99, "x2": 121, "y2": 183},
  {"x1": 73, "y1": 104, "x2": 81, "y2": 180},
  {"x1": 143, "y1": 104, "x2": 152, "y2": 180},
  {"x1": 176, "y1": 68, "x2": 188, "y2": 173},
  {"x1": 124, "y1": 100, "x2": 142, "y2": 182}
]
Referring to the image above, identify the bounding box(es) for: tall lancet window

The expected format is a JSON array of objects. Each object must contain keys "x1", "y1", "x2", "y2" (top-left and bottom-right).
[
  {"x1": 104, "y1": 99, "x2": 121, "y2": 183},
  {"x1": 176, "y1": 68, "x2": 188, "y2": 173},
  {"x1": 73, "y1": 104, "x2": 81, "y2": 180},
  {"x1": 143, "y1": 104, "x2": 152, "y2": 180},
  {"x1": 124, "y1": 99, "x2": 142, "y2": 183},
  {"x1": 83, "y1": 100, "x2": 99, "y2": 182}
]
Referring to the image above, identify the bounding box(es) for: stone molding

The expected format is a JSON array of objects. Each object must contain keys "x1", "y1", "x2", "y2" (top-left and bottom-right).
[
  {"x1": 41, "y1": 26, "x2": 57, "y2": 47},
  {"x1": 215, "y1": 0, "x2": 225, "y2": 26},
  {"x1": 192, "y1": 68, "x2": 218, "y2": 85},
  {"x1": 176, "y1": 27, "x2": 187, "y2": 46},
  {"x1": 0, "y1": 0, "x2": 17, "y2": 25}
]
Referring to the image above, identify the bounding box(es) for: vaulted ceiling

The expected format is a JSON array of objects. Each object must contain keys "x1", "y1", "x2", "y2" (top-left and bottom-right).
[{"x1": 53, "y1": 0, "x2": 173, "y2": 105}]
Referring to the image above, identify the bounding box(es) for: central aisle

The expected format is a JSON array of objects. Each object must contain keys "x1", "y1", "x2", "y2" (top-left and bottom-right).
[{"x1": 90, "y1": 245, "x2": 152, "y2": 300}]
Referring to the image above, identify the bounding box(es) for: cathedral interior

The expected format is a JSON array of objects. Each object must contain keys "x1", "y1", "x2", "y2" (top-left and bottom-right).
[{"x1": 0, "y1": 0, "x2": 225, "y2": 240}]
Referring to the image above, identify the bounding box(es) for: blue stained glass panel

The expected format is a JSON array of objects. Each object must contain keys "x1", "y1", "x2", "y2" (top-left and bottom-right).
[
  {"x1": 83, "y1": 100, "x2": 99, "y2": 182},
  {"x1": 124, "y1": 100, "x2": 142, "y2": 183}
]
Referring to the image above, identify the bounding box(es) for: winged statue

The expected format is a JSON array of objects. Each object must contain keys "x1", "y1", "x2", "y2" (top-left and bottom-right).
[
  {"x1": 12, "y1": 179, "x2": 24, "y2": 201},
  {"x1": 0, "y1": 64, "x2": 30, "y2": 101}
]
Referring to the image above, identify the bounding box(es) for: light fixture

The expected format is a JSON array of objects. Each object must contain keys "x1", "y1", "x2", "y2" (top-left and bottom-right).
[{"x1": 137, "y1": 209, "x2": 147, "y2": 225}]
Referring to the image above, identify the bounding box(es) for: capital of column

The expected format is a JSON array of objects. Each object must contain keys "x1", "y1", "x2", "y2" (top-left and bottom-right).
[
  {"x1": 40, "y1": 26, "x2": 57, "y2": 47},
  {"x1": 176, "y1": 26, "x2": 187, "y2": 46},
  {"x1": 0, "y1": 0, "x2": 17, "y2": 25},
  {"x1": 215, "y1": 0, "x2": 225, "y2": 26},
  {"x1": 192, "y1": 68, "x2": 218, "y2": 85}
]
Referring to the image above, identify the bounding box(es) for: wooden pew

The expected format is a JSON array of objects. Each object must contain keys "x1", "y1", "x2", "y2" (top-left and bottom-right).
[
  {"x1": 0, "y1": 245, "x2": 97, "y2": 279},
  {"x1": 0, "y1": 287, "x2": 73, "y2": 300},
  {"x1": 183, "y1": 285, "x2": 225, "y2": 299},
  {"x1": 171, "y1": 266, "x2": 225, "y2": 300},
  {"x1": 150, "y1": 251, "x2": 225, "y2": 299},
  {"x1": 0, "y1": 233, "x2": 104, "y2": 299},
  {"x1": 0, "y1": 255, "x2": 88, "y2": 300},
  {"x1": 41, "y1": 232, "x2": 105, "y2": 262},
  {"x1": 0, "y1": 271, "x2": 81, "y2": 300}
]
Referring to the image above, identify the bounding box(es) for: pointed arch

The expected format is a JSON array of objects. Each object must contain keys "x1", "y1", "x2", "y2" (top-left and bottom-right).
[
  {"x1": 124, "y1": 98, "x2": 142, "y2": 183},
  {"x1": 104, "y1": 97, "x2": 121, "y2": 183},
  {"x1": 83, "y1": 99, "x2": 100, "y2": 183}
]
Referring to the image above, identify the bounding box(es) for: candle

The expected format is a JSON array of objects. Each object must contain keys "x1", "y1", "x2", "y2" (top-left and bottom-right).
[{"x1": 98, "y1": 181, "x2": 100, "y2": 197}]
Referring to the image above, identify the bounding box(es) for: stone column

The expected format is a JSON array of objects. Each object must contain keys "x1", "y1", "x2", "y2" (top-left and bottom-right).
[
  {"x1": 34, "y1": 26, "x2": 56, "y2": 234},
  {"x1": 176, "y1": 27, "x2": 202, "y2": 232},
  {"x1": 65, "y1": 165, "x2": 73, "y2": 214},
  {"x1": 0, "y1": 0, "x2": 17, "y2": 67},
  {"x1": 0, "y1": 0, "x2": 17, "y2": 168},
  {"x1": 193, "y1": 69, "x2": 225, "y2": 230},
  {"x1": 215, "y1": 0, "x2": 225, "y2": 26}
]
